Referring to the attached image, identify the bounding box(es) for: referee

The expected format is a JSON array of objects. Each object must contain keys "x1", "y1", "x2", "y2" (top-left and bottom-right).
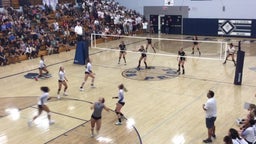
[{"x1": 74, "y1": 21, "x2": 83, "y2": 41}]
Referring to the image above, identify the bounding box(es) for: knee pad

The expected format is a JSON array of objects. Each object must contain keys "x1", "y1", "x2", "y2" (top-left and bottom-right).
[
  {"x1": 58, "y1": 89, "x2": 61, "y2": 91},
  {"x1": 182, "y1": 65, "x2": 184, "y2": 68},
  {"x1": 178, "y1": 64, "x2": 180, "y2": 67}
]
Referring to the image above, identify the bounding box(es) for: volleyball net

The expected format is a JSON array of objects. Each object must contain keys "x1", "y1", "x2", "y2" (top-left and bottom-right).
[{"x1": 91, "y1": 33, "x2": 229, "y2": 61}]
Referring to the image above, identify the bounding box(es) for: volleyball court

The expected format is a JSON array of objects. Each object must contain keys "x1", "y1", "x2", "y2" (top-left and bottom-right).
[{"x1": 90, "y1": 33, "x2": 231, "y2": 82}]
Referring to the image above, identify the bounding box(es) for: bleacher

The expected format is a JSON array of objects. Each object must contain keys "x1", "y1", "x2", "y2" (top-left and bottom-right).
[{"x1": 0, "y1": 0, "x2": 143, "y2": 65}]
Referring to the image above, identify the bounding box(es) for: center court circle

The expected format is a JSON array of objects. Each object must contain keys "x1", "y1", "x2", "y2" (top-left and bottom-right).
[{"x1": 122, "y1": 66, "x2": 178, "y2": 81}]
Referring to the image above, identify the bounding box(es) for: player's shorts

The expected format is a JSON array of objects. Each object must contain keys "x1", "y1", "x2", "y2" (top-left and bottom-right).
[
  {"x1": 120, "y1": 51, "x2": 126, "y2": 54},
  {"x1": 85, "y1": 71, "x2": 90, "y2": 74},
  {"x1": 193, "y1": 42, "x2": 198, "y2": 45},
  {"x1": 38, "y1": 105, "x2": 43, "y2": 109},
  {"x1": 118, "y1": 101, "x2": 125, "y2": 106},
  {"x1": 58, "y1": 80, "x2": 64, "y2": 82},
  {"x1": 142, "y1": 54, "x2": 147, "y2": 57},
  {"x1": 91, "y1": 115, "x2": 101, "y2": 120}
]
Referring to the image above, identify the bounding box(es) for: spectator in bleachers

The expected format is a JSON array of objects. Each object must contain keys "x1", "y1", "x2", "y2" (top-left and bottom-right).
[
  {"x1": 241, "y1": 119, "x2": 255, "y2": 144},
  {"x1": 25, "y1": 44, "x2": 32, "y2": 59},
  {"x1": 228, "y1": 128, "x2": 248, "y2": 144},
  {"x1": 0, "y1": 46, "x2": 7, "y2": 66},
  {"x1": 0, "y1": 0, "x2": 144, "y2": 65}
]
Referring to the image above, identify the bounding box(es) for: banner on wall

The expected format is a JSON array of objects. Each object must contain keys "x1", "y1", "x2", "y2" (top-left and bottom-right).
[
  {"x1": 218, "y1": 20, "x2": 252, "y2": 36},
  {"x1": 164, "y1": 0, "x2": 174, "y2": 6}
]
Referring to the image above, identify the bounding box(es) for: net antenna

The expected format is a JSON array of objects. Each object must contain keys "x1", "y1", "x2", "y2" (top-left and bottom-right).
[{"x1": 91, "y1": 33, "x2": 228, "y2": 61}]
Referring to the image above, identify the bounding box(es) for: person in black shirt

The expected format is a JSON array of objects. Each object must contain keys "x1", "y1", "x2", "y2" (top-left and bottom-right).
[
  {"x1": 0, "y1": 47, "x2": 7, "y2": 66},
  {"x1": 177, "y1": 48, "x2": 186, "y2": 74},
  {"x1": 137, "y1": 45, "x2": 148, "y2": 70},
  {"x1": 146, "y1": 38, "x2": 156, "y2": 53},
  {"x1": 191, "y1": 35, "x2": 201, "y2": 56},
  {"x1": 118, "y1": 41, "x2": 127, "y2": 65}
]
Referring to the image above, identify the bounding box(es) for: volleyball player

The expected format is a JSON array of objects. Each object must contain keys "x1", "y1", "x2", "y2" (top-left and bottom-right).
[
  {"x1": 146, "y1": 38, "x2": 156, "y2": 53},
  {"x1": 57, "y1": 66, "x2": 68, "y2": 99},
  {"x1": 137, "y1": 45, "x2": 148, "y2": 70},
  {"x1": 191, "y1": 35, "x2": 201, "y2": 56},
  {"x1": 80, "y1": 58, "x2": 95, "y2": 91},
  {"x1": 90, "y1": 97, "x2": 110, "y2": 137},
  {"x1": 118, "y1": 41, "x2": 127, "y2": 65},
  {"x1": 112, "y1": 84, "x2": 127, "y2": 125},
  {"x1": 28, "y1": 86, "x2": 54, "y2": 127},
  {"x1": 38, "y1": 55, "x2": 49, "y2": 78},
  {"x1": 223, "y1": 43, "x2": 236, "y2": 66},
  {"x1": 177, "y1": 48, "x2": 186, "y2": 75}
]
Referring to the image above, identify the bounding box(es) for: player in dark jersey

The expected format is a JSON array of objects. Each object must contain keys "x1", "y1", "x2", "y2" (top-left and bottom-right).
[
  {"x1": 191, "y1": 35, "x2": 201, "y2": 56},
  {"x1": 118, "y1": 41, "x2": 127, "y2": 65},
  {"x1": 177, "y1": 48, "x2": 186, "y2": 75},
  {"x1": 146, "y1": 38, "x2": 156, "y2": 53},
  {"x1": 137, "y1": 45, "x2": 148, "y2": 70}
]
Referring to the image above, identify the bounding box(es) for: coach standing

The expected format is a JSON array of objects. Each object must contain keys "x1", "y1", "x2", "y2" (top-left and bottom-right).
[{"x1": 202, "y1": 90, "x2": 217, "y2": 143}]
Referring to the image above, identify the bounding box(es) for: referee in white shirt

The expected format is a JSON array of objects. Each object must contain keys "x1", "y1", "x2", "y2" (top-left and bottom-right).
[{"x1": 74, "y1": 21, "x2": 83, "y2": 41}]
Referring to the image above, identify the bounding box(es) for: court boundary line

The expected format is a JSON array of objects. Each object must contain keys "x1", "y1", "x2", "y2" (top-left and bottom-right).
[
  {"x1": 44, "y1": 121, "x2": 88, "y2": 144},
  {"x1": 0, "y1": 96, "x2": 143, "y2": 144}
]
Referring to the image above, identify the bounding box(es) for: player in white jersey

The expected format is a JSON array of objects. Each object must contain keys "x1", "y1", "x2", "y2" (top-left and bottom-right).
[
  {"x1": 38, "y1": 55, "x2": 49, "y2": 77},
  {"x1": 223, "y1": 43, "x2": 236, "y2": 66},
  {"x1": 80, "y1": 58, "x2": 95, "y2": 91},
  {"x1": 28, "y1": 86, "x2": 54, "y2": 127},
  {"x1": 112, "y1": 84, "x2": 127, "y2": 125},
  {"x1": 57, "y1": 66, "x2": 68, "y2": 99}
]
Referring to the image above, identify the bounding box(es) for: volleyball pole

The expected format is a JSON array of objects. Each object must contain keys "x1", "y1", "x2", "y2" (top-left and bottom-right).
[{"x1": 234, "y1": 41, "x2": 245, "y2": 85}]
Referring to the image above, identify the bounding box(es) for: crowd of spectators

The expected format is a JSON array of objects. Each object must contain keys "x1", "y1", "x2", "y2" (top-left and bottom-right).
[
  {"x1": 223, "y1": 103, "x2": 256, "y2": 144},
  {"x1": 0, "y1": 0, "x2": 145, "y2": 66}
]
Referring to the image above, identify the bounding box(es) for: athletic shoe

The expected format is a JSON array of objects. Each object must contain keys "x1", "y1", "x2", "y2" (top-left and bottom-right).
[
  {"x1": 28, "y1": 120, "x2": 33, "y2": 127},
  {"x1": 203, "y1": 138, "x2": 212, "y2": 143},
  {"x1": 57, "y1": 95, "x2": 61, "y2": 99},
  {"x1": 34, "y1": 77, "x2": 38, "y2": 81},
  {"x1": 118, "y1": 62, "x2": 120, "y2": 64},
  {"x1": 63, "y1": 92, "x2": 68, "y2": 96},
  {"x1": 49, "y1": 120, "x2": 55, "y2": 125},
  {"x1": 80, "y1": 87, "x2": 84, "y2": 91},
  {"x1": 115, "y1": 122, "x2": 122, "y2": 125},
  {"x1": 236, "y1": 118, "x2": 242, "y2": 125},
  {"x1": 124, "y1": 63, "x2": 127, "y2": 65},
  {"x1": 199, "y1": 51, "x2": 201, "y2": 56}
]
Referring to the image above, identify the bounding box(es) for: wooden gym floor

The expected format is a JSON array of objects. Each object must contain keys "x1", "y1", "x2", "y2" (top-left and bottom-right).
[{"x1": 1, "y1": 34, "x2": 256, "y2": 144}]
